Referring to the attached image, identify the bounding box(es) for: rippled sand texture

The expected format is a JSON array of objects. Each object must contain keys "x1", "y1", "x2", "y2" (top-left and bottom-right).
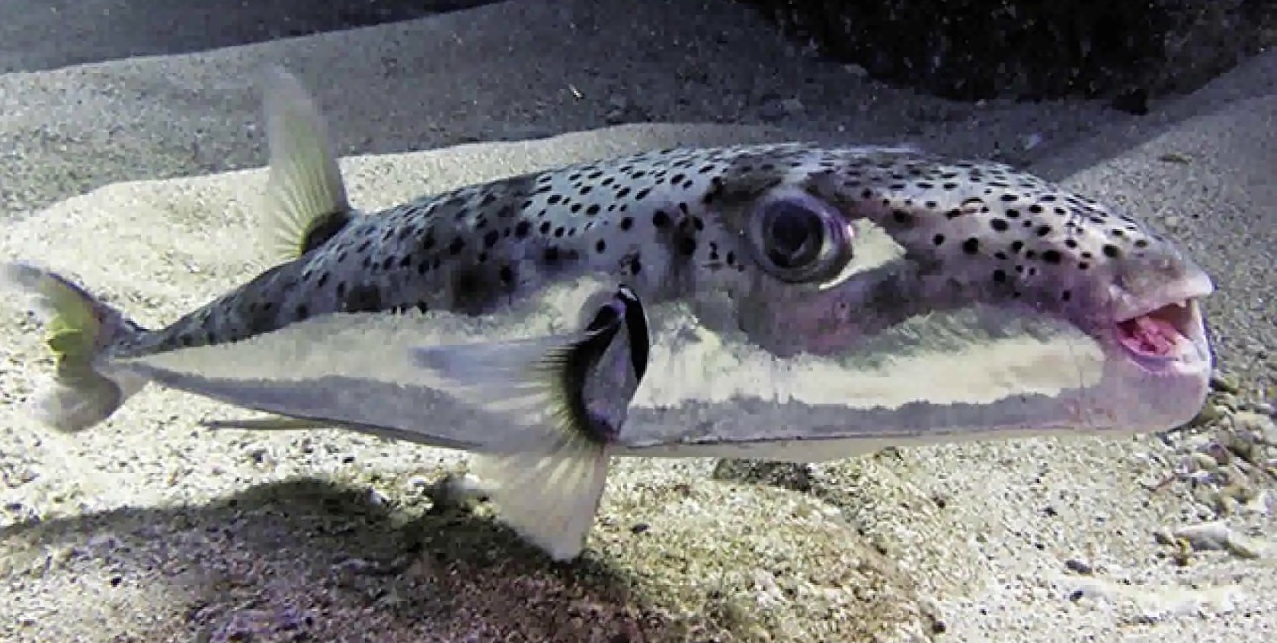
[{"x1": 1, "y1": 1, "x2": 1274, "y2": 641}]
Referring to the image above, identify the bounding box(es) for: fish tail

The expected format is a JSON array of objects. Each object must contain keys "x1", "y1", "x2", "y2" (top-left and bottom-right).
[{"x1": 2, "y1": 262, "x2": 149, "y2": 432}]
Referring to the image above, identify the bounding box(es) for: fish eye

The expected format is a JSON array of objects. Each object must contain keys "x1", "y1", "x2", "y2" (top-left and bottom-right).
[{"x1": 747, "y1": 192, "x2": 854, "y2": 283}]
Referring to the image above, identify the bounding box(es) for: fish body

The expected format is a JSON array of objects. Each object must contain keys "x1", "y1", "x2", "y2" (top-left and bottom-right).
[{"x1": 3, "y1": 68, "x2": 1216, "y2": 561}]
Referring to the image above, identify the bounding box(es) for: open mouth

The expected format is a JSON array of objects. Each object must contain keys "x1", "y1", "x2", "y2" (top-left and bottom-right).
[{"x1": 1114, "y1": 299, "x2": 1204, "y2": 364}]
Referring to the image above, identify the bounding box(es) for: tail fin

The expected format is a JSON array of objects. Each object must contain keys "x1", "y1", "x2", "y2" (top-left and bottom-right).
[{"x1": 2, "y1": 262, "x2": 149, "y2": 432}]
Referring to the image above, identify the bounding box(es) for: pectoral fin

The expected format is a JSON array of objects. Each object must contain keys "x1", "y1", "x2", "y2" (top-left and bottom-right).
[
  {"x1": 409, "y1": 286, "x2": 648, "y2": 560},
  {"x1": 411, "y1": 333, "x2": 617, "y2": 561}
]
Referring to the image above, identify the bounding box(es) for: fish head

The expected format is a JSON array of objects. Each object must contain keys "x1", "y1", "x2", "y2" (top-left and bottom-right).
[{"x1": 686, "y1": 147, "x2": 1214, "y2": 439}]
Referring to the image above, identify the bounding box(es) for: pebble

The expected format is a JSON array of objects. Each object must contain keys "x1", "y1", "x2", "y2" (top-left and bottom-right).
[
  {"x1": 244, "y1": 446, "x2": 274, "y2": 467},
  {"x1": 1210, "y1": 373, "x2": 1241, "y2": 395},
  {"x1": 1160, "y1": 521, "x2": 1265, "y2": 559},
  {"x1": 1234, "y1": 411, "x2": 1277, "y2": 444},
  {"x1": 403, "y1": 475, "x2": 431, "y2": 491},
  {"x1": 1063, "y1": 558, "x2": 1094, "y2": 575},
  {"x1": 1189, "y1": 402, "x2": 1224, "y2": 426}
]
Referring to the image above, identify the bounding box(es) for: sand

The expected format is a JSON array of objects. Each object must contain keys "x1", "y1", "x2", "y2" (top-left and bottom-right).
[{"x1": 1, "y1": 0, "x2": 1273, "y2": 641}]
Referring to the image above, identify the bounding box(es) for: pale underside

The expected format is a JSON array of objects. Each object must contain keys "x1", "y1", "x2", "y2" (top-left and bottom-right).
[{"x1": 113, "y1": 274, "x2": 1129, "y2": 463}]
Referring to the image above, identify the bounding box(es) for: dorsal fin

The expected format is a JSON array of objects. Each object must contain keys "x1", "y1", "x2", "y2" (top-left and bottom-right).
[{"x1": 258, "y1": 66, "x2": 355, "y2": 263}]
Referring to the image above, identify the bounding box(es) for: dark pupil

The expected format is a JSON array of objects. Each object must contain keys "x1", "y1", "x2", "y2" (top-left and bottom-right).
[{"x1": 765, "y1": 201, "x2": 822, "y2": 268}]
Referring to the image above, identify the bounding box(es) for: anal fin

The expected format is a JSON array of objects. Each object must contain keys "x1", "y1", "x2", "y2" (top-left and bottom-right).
[{"x1": 203, "y1": 415, "x2": 333, "y2": 431}]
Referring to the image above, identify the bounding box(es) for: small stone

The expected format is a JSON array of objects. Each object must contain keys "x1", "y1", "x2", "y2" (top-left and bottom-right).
[
  {"x1": 1172, "y1": 520, "x2": 1264, "y2": 559},
  {"x1": 1189, "y1": 452, "x2": 1220, "y2": 472},
  {"x1": 429, "y1": 472, "x2": 488, "y2": 510},
  {"x1": 1235, "y1": 411, "x2": 1277, "y2": 443},
  {"x1": 8, "y1": 466, "x2": 39, "y2": 486},
  {"x1": 1211, "y1": 373, "x2": 1241, "y2": 394},
  {"x1": 332, "y1": 557, "x2": 375, "y2": 576},
  {"x1": 1243, "y1": 489, "x2": 1270, "y2": 515},
  {"x1": 1064, "y1": 558, "x2": 1094, "y2": 575},
  {"x1": 1190, "y1": 403, "x2": 1224, "y2": 427},
  {"x1": 244, "y1": 446, "x2": 273, "y2": 466},
  {"x1": 404, "y1": 475, "x2": 431, "y2": 491},
  {"x1": 1218, "y1": 480, "x2": 1257, "y2": 505}
]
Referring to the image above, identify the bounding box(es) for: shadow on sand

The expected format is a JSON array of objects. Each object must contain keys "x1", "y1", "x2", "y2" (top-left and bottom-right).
[{"x1": 1, "y1": 476, "x2": 679, "y2": 641}]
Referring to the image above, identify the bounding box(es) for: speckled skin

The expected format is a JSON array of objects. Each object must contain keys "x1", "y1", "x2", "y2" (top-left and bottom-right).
[{"x1": 113, "y1": 142, "x2": 1201, "y2": 362}]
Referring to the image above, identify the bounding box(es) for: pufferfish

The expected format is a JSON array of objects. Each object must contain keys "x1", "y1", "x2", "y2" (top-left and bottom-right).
[{"x1": 2, "y1": 67, "x2": 1214, "y2": 561}]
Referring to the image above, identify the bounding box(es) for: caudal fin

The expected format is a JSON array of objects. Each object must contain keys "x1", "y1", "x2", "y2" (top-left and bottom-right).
[{"x1": 2, "y1": 262, "x2": 148, "y2": 432}]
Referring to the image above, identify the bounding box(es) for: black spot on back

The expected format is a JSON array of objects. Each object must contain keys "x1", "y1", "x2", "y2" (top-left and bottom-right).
[
  {"x1": 244, "y1": 301, "x2": 278, "y2": 335},
  {"x1": 451, "y1": 268, "x2": 488, "y2": 312},
  {"x1": 343, "y1": 283, "x2": 384, "y2": 313}
]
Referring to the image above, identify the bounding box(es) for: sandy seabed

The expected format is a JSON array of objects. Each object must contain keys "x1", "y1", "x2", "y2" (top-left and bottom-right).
[{"x1": 1, "y1": 1, "x2": 1274, "y2": 641}]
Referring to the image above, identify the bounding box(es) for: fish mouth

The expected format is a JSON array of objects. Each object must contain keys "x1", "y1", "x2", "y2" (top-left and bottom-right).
[{"x1": 1111, "y1": 282, "x2": 1212, "y2": 375}]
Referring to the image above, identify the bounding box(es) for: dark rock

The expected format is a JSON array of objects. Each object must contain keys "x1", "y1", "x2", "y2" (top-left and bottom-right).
[{"x1": 738, "y1": 0, "x2": 1277, "y2": 102}]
